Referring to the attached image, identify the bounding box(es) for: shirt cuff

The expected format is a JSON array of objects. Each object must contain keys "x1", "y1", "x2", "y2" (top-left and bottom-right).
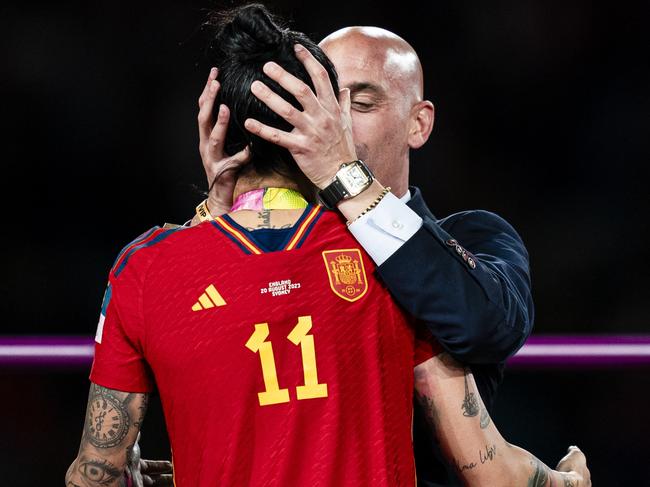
[{"x1": 348, "y1": 192, "x2": 423, "y2": 266}]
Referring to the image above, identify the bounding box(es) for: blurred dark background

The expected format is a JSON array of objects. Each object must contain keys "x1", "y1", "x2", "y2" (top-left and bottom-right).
[{"x1": 1, "y1": 0, "x2": 648, "y2": 485}]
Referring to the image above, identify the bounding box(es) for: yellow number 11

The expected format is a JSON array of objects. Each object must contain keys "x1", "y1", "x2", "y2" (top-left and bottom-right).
[{"x1": 245, "y1": 315, "x2": 328, "y2": 406}]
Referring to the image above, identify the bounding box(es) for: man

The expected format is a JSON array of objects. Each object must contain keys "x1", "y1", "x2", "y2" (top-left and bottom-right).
[{"x1": 194, "y1": 25, "x2": 533, "y2": 486}]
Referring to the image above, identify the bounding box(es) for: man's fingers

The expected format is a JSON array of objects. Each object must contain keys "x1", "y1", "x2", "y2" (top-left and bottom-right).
[
  {"x1": 245, "y1": 118, "x2": 297, "y2": 150},
  {"x1": 293, "y1": 43, "x2": 339, "y2": 110},
  {"x1": 140, "y1": 459, "x2": 173, "y2": 475},
  {"x1": 143, "y1": 474, "x2": 174, "y2": 487},
  {"x1": 338, "y1": 88, "x2": 351, "y2": 117},
  {"x1": 251, "y1": 80, "x2": 305, "y2": 128},
  {"x1": 198, "y1": 78, "x2": 221, "y2": 143},
  {"x1": 262, "y1": 61, "x2": 320, "y2": 112}
]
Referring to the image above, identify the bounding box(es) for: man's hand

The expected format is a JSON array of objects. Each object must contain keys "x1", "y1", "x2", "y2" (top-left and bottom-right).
[
  {"x1": 126, "y1": 433, "x2": 173, "y2": 487},
  {"x1": 132, "y1": 460, "x2": 173, "y2": 487},
  {"x1": 196, "y1": 67, "x2": 251, "y2": 222},
  {"x1": 556, "y1": 446, "x2": 592, "y2": 486},
  {"x1": 243, "y1": 44, "x2": 357, "y2": 189}
]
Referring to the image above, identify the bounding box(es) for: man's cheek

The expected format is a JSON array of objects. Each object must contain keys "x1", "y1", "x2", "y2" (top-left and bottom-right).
[
  {"x1": 354, "y1": 142, "x2": 370, "y2": 162},
  {"x1": 350, "y1": 117, "x2": 374, "y2": 150}
]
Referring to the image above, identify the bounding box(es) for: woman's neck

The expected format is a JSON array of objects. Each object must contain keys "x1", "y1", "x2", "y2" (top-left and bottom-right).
[
  {"x1": 232, "y1": 172, "x2": 301, "y2": 201},
  {"x1": 228, "y1": 170, "x2": 314, "y2": 230}
]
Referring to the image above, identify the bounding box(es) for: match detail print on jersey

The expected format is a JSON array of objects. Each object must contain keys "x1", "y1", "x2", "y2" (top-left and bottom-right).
[
  {"x1": 245, "y1": 315, "x2": 328, "y2": 407},
  {"x1": 322, "y1": 249, "x2": 369, "y2": 302}
]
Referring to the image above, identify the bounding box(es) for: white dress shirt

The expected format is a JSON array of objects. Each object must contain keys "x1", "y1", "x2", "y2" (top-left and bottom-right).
[{"x1": 348, "y1": 189, "x2": 424, "y2": 266}]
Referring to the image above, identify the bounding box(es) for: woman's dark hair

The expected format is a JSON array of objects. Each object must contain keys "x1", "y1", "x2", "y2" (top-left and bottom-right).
[{"x1": 204, "y1": 4, "x2": 339, "y2": 182}]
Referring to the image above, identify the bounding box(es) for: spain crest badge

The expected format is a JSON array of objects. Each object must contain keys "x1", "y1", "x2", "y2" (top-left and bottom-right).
[{"x1": 322, "y1": 249, "x2": 368, "y2": 302}]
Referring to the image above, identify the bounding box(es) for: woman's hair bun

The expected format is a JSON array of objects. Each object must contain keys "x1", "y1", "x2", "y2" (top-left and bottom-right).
[
  {"x1": 201, "y1": 3, "x2": 339, "y2": 186},
  {"x1": 208, "y1": 4, "x2": 287, "y2": 62}
]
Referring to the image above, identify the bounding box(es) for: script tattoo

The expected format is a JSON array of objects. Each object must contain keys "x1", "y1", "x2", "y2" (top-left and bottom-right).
[
  {"x1": 245, "y1": 223, "x2": 293, "y2": 231},
  {"x1": 479, "y1": 444, "x2": 497, "y2": 464},
  {"x1": 454, "y1": 444, "x2": 496, "y2": 475},
  {"x1": 455, "y1": 459, "x2": 477, "y2": 472},
  {"x1": 461, "y1": 367, "x2": 479, "y2": 417},
  {"x1": 480, "y1": 405, "x2": 491, "y2": 429},
  {"x1": 527, "y1": 457, "x2": 550, "y2": 487},
  {"x1": 243, "y1": 210, "x2": 296, "y2": 230},
  {"x1": 84, "y1": 384, "x2": 132, "y2": 449}
]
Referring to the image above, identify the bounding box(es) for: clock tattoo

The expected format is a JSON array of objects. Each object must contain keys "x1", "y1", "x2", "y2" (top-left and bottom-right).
[{"x1": 85, "y1": 386, "x2": 130, "y2": 448}]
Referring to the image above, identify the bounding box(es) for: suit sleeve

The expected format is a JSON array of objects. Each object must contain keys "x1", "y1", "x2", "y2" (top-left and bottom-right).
[{"x1": 377, "y1": 210, "x2": 534, "y2": 364}]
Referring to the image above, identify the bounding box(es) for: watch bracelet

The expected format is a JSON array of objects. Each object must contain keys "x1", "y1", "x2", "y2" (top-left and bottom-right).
[{"x1": 346, "y1": 186, "x2": 391, "y2": 226}]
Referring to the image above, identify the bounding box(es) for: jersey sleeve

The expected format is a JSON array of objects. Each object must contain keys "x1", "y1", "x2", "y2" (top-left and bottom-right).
[
  {"x1": 89, "y1": 233, "x2": 158, "y2": 393},
  {"x1": 413, "y1": 324, "x2": 443, "y2": 367}
]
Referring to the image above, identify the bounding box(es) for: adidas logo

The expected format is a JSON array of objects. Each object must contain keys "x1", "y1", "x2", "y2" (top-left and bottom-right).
[{"x1": 192, "y1": 284, "x2": 227, "y2": 311}]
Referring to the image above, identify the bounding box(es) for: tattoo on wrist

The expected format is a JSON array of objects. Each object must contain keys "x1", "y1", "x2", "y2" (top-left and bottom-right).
[{"x1": 461, "y1": 367, "x2": 479, "y2": 417}]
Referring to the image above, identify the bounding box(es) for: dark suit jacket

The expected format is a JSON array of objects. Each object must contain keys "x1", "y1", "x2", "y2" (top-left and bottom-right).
[{"x1": 376, "y1": 186, "x2": 534, "y2": 486}]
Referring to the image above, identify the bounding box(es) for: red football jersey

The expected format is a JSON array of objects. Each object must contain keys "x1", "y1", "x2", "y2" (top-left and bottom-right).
[{"x1": 91, "y1": 205, "x2": 440, "y2": 487}]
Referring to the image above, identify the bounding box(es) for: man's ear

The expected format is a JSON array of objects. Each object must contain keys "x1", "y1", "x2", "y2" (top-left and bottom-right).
[{"x1": 408, "y1": 100, "x2": 435, "y2": 149}]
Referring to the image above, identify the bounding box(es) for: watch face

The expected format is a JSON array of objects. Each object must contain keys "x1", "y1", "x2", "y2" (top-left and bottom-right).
[{"x1": 339, "y1": 164, "x2": 371, "y2": 195}]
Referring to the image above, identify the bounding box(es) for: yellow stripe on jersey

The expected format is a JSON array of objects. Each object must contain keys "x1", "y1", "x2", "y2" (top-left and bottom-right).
[{"x1": 285, "y1": 205, "x2": 321, "y2": 250}]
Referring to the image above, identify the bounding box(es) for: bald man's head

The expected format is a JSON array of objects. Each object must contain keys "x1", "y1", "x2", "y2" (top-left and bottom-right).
[
  {"x1": 320, "y1": 26, "x2": 424, "y2": 103},
  {"x1": 316, "y1": 26, "x2": 434, "y2": 197}
]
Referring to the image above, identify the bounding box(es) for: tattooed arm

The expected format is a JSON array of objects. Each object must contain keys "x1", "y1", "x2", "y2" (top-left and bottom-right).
[
  {"x1": 65, "y1": 383, "x2": 149, "y2": 487},
  {"x1": 414, "y1": 354, "x2": 591, "y2": 487}
]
